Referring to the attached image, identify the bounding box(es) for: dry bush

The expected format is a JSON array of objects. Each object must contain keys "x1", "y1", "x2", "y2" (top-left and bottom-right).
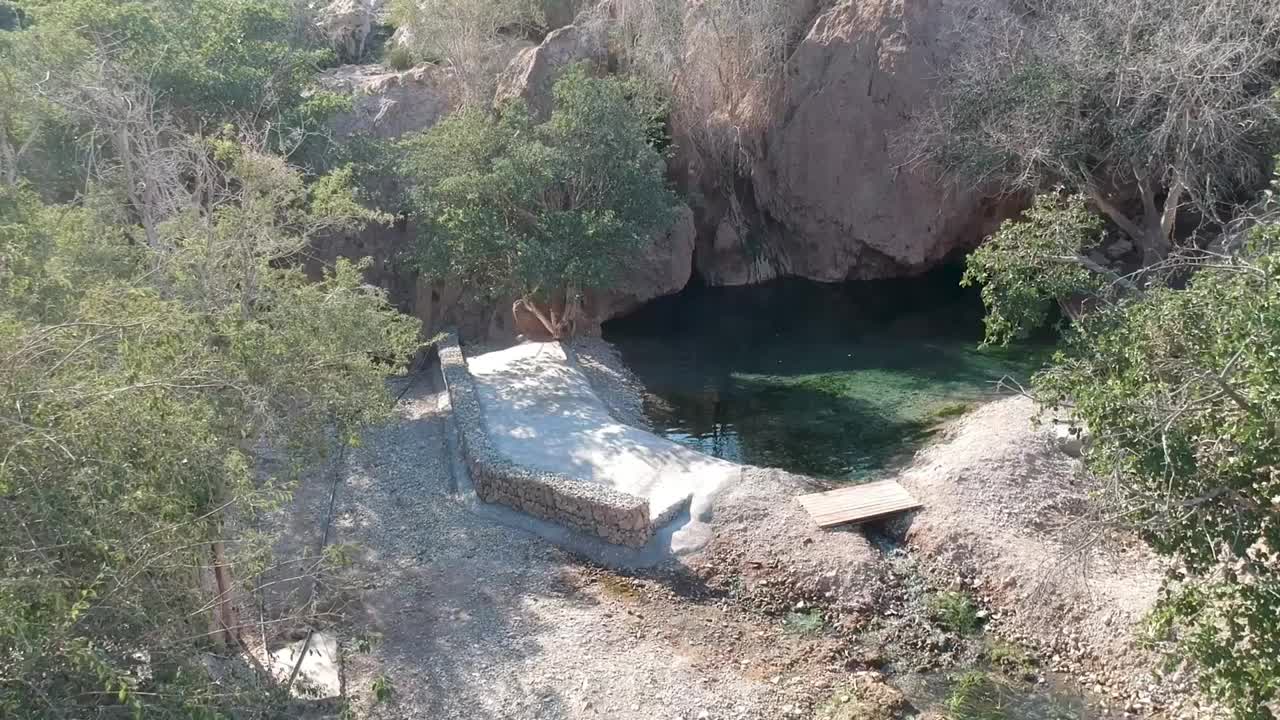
[
  {"x1": 906, "y1": 0, "x2": 1280, "y2": 261},
  {"x1": 390, "y1": 0, "x2": 545, "y2": 107},
  {"x1": 594, "y1": 0, "x2": 805, "y2": 184}
]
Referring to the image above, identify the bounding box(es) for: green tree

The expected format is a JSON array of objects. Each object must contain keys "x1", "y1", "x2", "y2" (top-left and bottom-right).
[
  {"x1": 0, "y1": 144, "x2": 420, "y2": 717},
  {"x1": 400, "y1": 66, "x2": 678, "y2": 338},
  {"x1": 961, "y1": 193, "x2": 1111, "y2": 346},
  {"x1": 2, "y1": 0, "x2": 344, "y2": 195},
  {"x1": 971, "y1": 183, "x2": 1280, "y2": 716}
]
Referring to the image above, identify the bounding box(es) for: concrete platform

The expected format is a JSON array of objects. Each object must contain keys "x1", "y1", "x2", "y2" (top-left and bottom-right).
[{"x1": 467, "y1": 342, "x2": 740, "y2": 527}]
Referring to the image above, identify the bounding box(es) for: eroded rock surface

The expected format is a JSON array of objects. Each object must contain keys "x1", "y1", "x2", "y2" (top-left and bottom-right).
[
  {"x1": 318, "y1": 63, "x2": 455, "y2": 139},
  {"x1": 494, "y1": 23, "x2": 608, "y2": 120},
  {"x1": 690, "y1": 0, "x2": 1016, "y2": 285},
  {"x1": 581, "y1": 205, "x2": 697, "y2": 330},
  {"x1": 314, "y1": 0, "x2": 385, "y2": 63}
]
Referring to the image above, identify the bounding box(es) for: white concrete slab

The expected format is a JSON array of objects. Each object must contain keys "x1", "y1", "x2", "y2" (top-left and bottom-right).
[
  {"x1": 467, "y1": 342, "x2": 740, "y2": 527},
  {"x1": 268, "y1": 631, "x2": 341, "y2": 700}
]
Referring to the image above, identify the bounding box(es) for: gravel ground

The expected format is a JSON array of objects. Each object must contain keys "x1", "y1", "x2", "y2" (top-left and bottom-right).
[
  {"x1": 327, "y1": 366, "x2": 858, "y2": 720},
  {"x1": 264, "y1": 341, "x2": 1212, "y2": 720},
  {"x1": 896, "y1": 396, "x2": 1215, "y2": 717}
]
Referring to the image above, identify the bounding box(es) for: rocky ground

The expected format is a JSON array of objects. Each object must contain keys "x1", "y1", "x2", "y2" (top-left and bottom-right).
[
  {"x1": 321, "y1": 369, "x2": 874, "y2": 720},
  {"x1": 259, "y1": 342, "x2": 1216, "y2": 720}
]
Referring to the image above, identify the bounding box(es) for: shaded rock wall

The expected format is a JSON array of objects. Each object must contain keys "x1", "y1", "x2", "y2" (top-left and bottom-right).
[
  {"x1": 314, "y1": 1, "x2": 1016, "y2": 339},
  {"x1": 684, "y1": 0, "x2": 1017, "y2": 285}
]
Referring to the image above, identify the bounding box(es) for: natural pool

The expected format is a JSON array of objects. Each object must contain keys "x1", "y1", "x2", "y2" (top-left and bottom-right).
[{"x1": 604, "y1": 266, "x2": 1052, "y2": 482}]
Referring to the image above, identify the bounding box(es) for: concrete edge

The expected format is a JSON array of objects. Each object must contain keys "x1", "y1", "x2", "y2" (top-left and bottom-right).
[{"x1": 437, "y1": 331, "x2": 656, "y2": 547}]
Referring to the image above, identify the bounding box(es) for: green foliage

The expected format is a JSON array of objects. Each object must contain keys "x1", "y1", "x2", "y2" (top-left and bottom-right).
[
  {"x1": 3, "y1": 0, "x2": 340, "y2": 192},
  {"x1": 969, "y1": 170, "x2": 1280, "y2": 715},
  {"x1": 986, "y1": 639, "x2": 1036, "y2": 679},
  {"x1": 0, "y1": 153, "x2": 419, "y2": 716},
  {"x1": 22, "y1": 0, "x2": 328, "y2": 121},
  {"x1": 400, "y1": 65, "x2": 677, "y2": 336},
  {"x1": 782, "y1": 608, "x2": 825, "y2": 635},
  {"x1": 371, "y1": 673, "x2": 395, "y2": 704},
  {"x1": 962, "y1": 193, "x2": 1107, "y2": 345},
  {"x1": 929, "y1": 591, "x2": 983, "y2": 635},
  {"x1": 946, "y1": 671, "x2": 1008, "y2": 720},
  {"x1": 1031, "y1": 232, "x2": 1280, "y2": 715}
]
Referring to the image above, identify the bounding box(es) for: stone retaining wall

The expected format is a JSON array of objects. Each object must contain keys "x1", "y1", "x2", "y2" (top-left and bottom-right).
[{"x1": 437, "y1": 332, "x2": 655, "y2": 547}]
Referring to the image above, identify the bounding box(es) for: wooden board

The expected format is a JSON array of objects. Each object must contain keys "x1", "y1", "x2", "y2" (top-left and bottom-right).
[{"x1": 797, "y1": 480, "x2": 923, "y2": 528}]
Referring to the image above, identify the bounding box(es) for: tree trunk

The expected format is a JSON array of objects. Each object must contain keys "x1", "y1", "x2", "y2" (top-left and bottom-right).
[
  {"x1": 1086, "y1": 179, "x2": 1181, "y2": 268},
  {"x1": 514, "y1": 297, "x2": 560, "y2": 340},
  {"x1": 210, "y1": 535, "x2": 239, "y2": 648}
]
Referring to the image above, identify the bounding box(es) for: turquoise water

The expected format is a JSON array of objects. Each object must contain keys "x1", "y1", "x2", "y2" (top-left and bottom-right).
[{"x1": 604, "y1": 267, "x2": 1051, "y2": 481}]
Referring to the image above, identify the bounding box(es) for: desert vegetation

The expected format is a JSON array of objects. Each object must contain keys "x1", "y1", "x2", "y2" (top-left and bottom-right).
[
  {"x1": 915, "y1": 0, "x2": 1280, "y2": 715},
  {"x1": 397, "y1": 66, "x2": 678, "y2": 339},
  {"x1": 0, "y1": 1, "x2": 421, "y2": 716}
]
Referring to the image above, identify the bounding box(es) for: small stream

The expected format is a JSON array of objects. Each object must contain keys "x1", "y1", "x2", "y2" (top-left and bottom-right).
[{"x1": 604, "y1": 266, "x2": 1051, "y2": 482}]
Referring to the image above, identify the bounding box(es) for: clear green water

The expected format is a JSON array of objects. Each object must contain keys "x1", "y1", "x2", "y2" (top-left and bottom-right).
[{"x1": 604, "y1": 267, "x2": 1052, "y2": 481}]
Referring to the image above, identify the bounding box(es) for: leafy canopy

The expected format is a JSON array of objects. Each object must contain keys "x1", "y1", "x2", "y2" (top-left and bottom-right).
[
  {"x1": 400, "y1": 65, "x2": 678, "y2": 334},
  {"x1": 969, "y1": 183, "x2": 1280, "y2": 716},
  {"x1": 962, "y1": 193, "x2": 1108, "y2": 346},
  {"x1": 0, "y1": 148, "x2": 419, "y2": 717}
]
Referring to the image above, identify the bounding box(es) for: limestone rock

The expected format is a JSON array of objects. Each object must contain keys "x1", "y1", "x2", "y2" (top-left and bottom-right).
[
  {"x1": 314, "y1": 0, "x2": 384, "y2": 63},
  {"x1": 691, "y1": 0, "x2": 1016, "y2": 285},
  {"x1": 318, "y1": 63, "x2": 455, "y2": 139},
  {"x1": 494, "y1": 23, "x2": 607, "y2": 120},
  {"x1": 582, "y1": 204, "x2": 697, "y2": 329}
]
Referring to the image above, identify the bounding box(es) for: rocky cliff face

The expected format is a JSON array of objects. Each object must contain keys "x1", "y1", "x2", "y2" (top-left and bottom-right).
[
  {"x1": 314, "y1": 0, "x2": 1012, "y2": 340},
  {"x1": 318, "y1": 63, "x2": 455, "y2": 139},
  {"x1": 687, "y1": 0, "x2": 1015, "y2": 286},
  {"x1": 313, "y1": 24, "x2": 694, "y2": 342}
]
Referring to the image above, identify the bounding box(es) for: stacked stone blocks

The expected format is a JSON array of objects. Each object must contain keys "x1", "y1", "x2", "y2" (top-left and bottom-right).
[{"x1": 437, "y1": 332, "x2": 656, "y2": 547}]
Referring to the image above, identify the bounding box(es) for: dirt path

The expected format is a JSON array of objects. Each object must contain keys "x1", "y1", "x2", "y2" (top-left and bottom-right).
[{"x1": 332, "y1": 367, "x2": 851, "y2": 720}]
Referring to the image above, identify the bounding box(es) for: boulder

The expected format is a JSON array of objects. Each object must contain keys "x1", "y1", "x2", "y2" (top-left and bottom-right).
[
  {"x1": 308, "y1": 206, "x2": 696, "y2": 344},
  {"x1": 494, "y1": 23, "x2": 608, "y2": 120},
  {"x1": 318, "y1": 63, "x2": 455, "y2": 140},
  {"x1": 581, "y1": 205, "x2": 697, "y2": 329},
  {"x1": 314, "y1": 0, "x2": 385, "y2": 63},
  {"x1": 689, "y1": 0, "x2": 1017, "y2": 285}
]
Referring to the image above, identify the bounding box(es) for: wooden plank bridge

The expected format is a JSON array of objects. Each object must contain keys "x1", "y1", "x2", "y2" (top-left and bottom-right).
[{"x1": 797, "y1": 479, "x2": 923, "y2": 528}]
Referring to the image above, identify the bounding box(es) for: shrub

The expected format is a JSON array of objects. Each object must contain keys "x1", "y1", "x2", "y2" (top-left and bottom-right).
[
  {"x1": 929, "y1": 591, "x2": 983, "y2": 635},
  {"x1": 399, "y1": 66, "x2": 677, "y2": 338},
  {"x1": 946, "y1": 671, "x2": 1008, "y2": 720},
  {"x1": 386, "y1": 44, "x2": 415, "y2": 71}
]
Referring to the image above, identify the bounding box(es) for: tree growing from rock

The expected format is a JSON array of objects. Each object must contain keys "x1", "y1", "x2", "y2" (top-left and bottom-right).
[
  {"x1": 908, "y1": 0, "x2": 1280, "y2": 265},
  {"x1": 400, "y1": 65, "x2": 678, "y2": 338}
]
